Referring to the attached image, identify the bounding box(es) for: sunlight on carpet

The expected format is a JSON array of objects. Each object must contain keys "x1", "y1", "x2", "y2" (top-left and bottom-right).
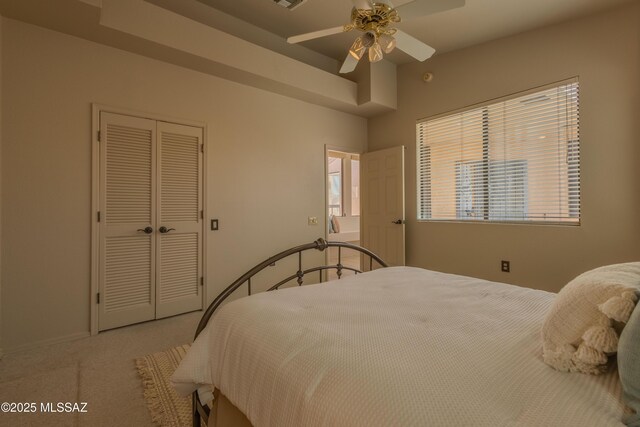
[{"x1": 136, "y1": 344, "x2": 192, "y2": 427}]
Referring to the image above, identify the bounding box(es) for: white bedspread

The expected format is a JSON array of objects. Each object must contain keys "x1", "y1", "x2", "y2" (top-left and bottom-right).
[{"x1": 172, "y1": 267, "x2": 627, "y2": 426}]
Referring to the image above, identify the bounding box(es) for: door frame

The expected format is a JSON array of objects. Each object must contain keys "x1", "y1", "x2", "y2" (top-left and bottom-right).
[
  {"x1": 90, "y1": 104, "x2": 208, "y2": 335},
  {"x1": 323, "y1": 144, "x2": 362, "y2": 277}
]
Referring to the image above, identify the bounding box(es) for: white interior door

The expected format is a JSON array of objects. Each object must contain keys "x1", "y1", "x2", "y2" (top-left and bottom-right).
[
  {"x1": 361, "y1": 146, "x2": 405, "y2": 268},
  {"x1": 156, "y1": 122, "x2": 203, "y2": 318},
  {"x1": 98, "y1": 113, "x2": 203, "y2": 330},
  {"x1": 99, "y1": 112, "x2": 157, "y2": 331}
]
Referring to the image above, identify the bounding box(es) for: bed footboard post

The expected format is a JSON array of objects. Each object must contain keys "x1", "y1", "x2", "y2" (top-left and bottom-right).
[{"x1": 192, "y1": 393, "x2": 201, "y2": 427}]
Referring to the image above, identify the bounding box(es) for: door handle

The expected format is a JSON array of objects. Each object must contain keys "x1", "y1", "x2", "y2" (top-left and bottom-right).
[
  {"x1": 391, "y1": 219, "x2": 404, "y2": 225},
  {"x1": 159, "y1": 226, "x2": 176, "y2": 234},
  {"x1": 137, "y1": 226, "x2": 153, "y2": 234}
]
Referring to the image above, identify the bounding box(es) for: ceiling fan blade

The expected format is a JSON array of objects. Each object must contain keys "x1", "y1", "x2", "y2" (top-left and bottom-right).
[
  {"x1": 287, "y1": 26, "x2": 346, "y2": 44},
  {"x1": 395, "y1": 0, "x2": 465, "y2": 20},
  {"x1": 339, "y1": 52, "x2": 360, "y2": 74},
  {"x1": 351, "y1": 0, "x2": 373, "y2": 10},
  {"x1": 393, "y1": 30, "x2": 435, "y2": 61}
]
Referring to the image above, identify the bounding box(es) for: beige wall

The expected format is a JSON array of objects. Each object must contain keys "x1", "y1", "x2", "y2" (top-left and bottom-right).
[
  {"x1": 0, "y1": 19, "x2": 366, "y2": 351},
  {"x1": 368, "y1": 2, "x2": 640, "y2": 293},
  {"x1": 0, "y1": 16, "x2": 3, "y2": 357}
]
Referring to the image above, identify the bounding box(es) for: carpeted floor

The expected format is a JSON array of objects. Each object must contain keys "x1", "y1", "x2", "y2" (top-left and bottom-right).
[{"x1": 0, "y1": 311, "x2": 200, "y2": 426}]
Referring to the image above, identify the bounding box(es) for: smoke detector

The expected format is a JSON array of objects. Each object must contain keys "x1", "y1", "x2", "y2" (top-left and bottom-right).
[{"x1": 273, "y1": 0, "x2": 307, "y2": 10}]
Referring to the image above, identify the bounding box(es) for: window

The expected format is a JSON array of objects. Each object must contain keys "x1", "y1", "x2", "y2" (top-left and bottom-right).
[
  {"x1": 327, "y1": 151, "x2": 361, "y2": 218},
  {"x1": 455, "y1": 160, "x2": 528, "y2": 220},
  {"x1": 417, "y1": 80, "x2": 580, "y2": 224},
  {"x1": 328, "y1": 156, "x2": 343, "y2": 216}
]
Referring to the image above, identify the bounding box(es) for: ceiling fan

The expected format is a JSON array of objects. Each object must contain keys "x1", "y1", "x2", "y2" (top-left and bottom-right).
[{"x1": 286, "y1": 0, "x2": 465, "y2": 73}]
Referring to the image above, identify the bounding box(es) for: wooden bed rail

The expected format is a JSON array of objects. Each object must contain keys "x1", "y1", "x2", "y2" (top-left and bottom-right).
[{"x1": 194, "y1": 238, "x2": 388, "y2": 340}]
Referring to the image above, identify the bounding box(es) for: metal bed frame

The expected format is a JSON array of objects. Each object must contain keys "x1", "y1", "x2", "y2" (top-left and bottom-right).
[{"x1": 191, "y1": 238, "x2": 388, "y2": 427}]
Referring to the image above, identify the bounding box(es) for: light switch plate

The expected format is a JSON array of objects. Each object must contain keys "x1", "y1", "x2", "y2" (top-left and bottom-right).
[{"x1": 308, "y1": 216, "x2": 318, "y2": 225}]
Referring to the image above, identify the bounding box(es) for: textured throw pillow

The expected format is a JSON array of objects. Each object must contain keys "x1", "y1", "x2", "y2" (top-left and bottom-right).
[
  {"x1": 331, "y1": 216, "x2": 341, "y2": 233},
  {"x1": 542, "y1": 262, "x2": 640, "y2": 375},
  {"x1": 619, "y1": 297, "x2": 640, "y2": 426}
]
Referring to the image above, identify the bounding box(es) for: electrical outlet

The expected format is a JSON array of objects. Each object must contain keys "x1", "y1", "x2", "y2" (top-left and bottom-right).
[
  {"x1": 308, "y1": 216, "x2": 318, "y2": 225},
  {"x1": 501, "y1": 260, "x2": 510, "y2": 273}
]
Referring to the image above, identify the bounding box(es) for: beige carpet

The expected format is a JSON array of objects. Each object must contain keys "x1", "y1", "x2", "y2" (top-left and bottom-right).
[
  {"x1": 136, "y1": 344, "x2": 193, "y2": 427},
  {"x1": 0, "y1": 311, "x2": 201, "y2": 426}
]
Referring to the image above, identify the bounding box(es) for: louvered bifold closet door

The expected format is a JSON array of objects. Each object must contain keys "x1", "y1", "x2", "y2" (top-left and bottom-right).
[
  {"x1": 99, "y1": 113, "x2": 157, "y2": 331},
  {"x1": 155, "y1": 122, "x2": 203, "y2": 318}
]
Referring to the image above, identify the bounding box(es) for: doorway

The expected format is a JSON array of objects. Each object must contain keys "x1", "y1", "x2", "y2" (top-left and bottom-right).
[{"x1": 326, "y1": 149, "x2": 361, "y2": 278}]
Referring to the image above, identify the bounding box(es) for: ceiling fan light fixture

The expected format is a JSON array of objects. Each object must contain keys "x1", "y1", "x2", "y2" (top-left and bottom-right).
[
  {"x1": 362, "y1": 31, "x2": 377, "y2": 48},
  {"x1": 369, "y1": 41, "x2": 384, "y2": 63},
  {"x1": 287, "y1": 0, "x2": 457, "y2": 74},
  {"x1": 349, "y1": 36, "x2": 367, "y2": 60},
  {"x1": 378, "y1": 34, "x2": 396, "y2": 54}
]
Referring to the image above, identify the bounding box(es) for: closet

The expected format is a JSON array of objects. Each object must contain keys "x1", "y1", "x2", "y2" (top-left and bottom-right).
[{"x1": 97, "y1": 112, "x2": 203, "y2": 331}]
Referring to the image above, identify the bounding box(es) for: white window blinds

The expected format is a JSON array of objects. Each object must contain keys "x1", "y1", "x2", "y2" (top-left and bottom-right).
[{"x1": 417, "y1": 80, "x2": 580, "y2": 223}]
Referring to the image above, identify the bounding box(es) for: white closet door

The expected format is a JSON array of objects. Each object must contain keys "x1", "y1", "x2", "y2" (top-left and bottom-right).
[
  {"x1": 155, "y1": 121, "x2": 203, "y2": 318},
  {"x1": 99, "y1": 112, "x2": 157, "y2": 331}
]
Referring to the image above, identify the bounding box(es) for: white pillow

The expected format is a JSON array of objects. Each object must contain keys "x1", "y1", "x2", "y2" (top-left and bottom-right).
[
  {"x1": 331, "y1": 216, "x2": 341, "y2": 233},
  {"x1": 542, "y1": 262, "x2": 640, "y2": 374}
]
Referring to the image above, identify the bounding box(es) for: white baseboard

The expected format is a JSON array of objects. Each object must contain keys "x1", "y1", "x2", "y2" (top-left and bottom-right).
[{"x1": 4, "y1": 332, "x2": 91, "y2": 355}]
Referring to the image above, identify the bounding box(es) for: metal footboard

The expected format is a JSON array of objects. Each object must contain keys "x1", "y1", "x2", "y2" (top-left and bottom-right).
[{"x1": 192, "y1": 238, "x2": 388, "y2": 427}]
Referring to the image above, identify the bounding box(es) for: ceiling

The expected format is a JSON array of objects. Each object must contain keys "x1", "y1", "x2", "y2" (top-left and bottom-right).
[
  {"x1": 1, "y1": 0, "x2": 633, "y2": 73},
  {"x1": 182, "y1": 0, "x2": 633, "y2": 65},
  {"x1": 0, "y1": 0, "x2": 634, "y2": 114}
]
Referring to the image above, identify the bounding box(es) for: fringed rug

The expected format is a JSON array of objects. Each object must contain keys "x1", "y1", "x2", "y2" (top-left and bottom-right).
[{"x1": 136, "y1": 344, "x2": 192, "y2": 427}]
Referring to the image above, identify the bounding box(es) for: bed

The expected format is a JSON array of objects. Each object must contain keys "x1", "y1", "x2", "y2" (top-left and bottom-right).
[{"x1": 172, "y1": 239, "x2": 638, "y2": 427}]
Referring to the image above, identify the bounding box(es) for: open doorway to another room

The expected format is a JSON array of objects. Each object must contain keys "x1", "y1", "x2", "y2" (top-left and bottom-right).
[{"x1": 327, "y1": 150, "x2": 360, "y2": 279}]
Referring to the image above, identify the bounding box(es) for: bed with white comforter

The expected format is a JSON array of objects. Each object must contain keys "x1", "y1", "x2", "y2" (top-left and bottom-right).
[{"x1": 173, "y1": 266, "x2": 627, "y2": 426}]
